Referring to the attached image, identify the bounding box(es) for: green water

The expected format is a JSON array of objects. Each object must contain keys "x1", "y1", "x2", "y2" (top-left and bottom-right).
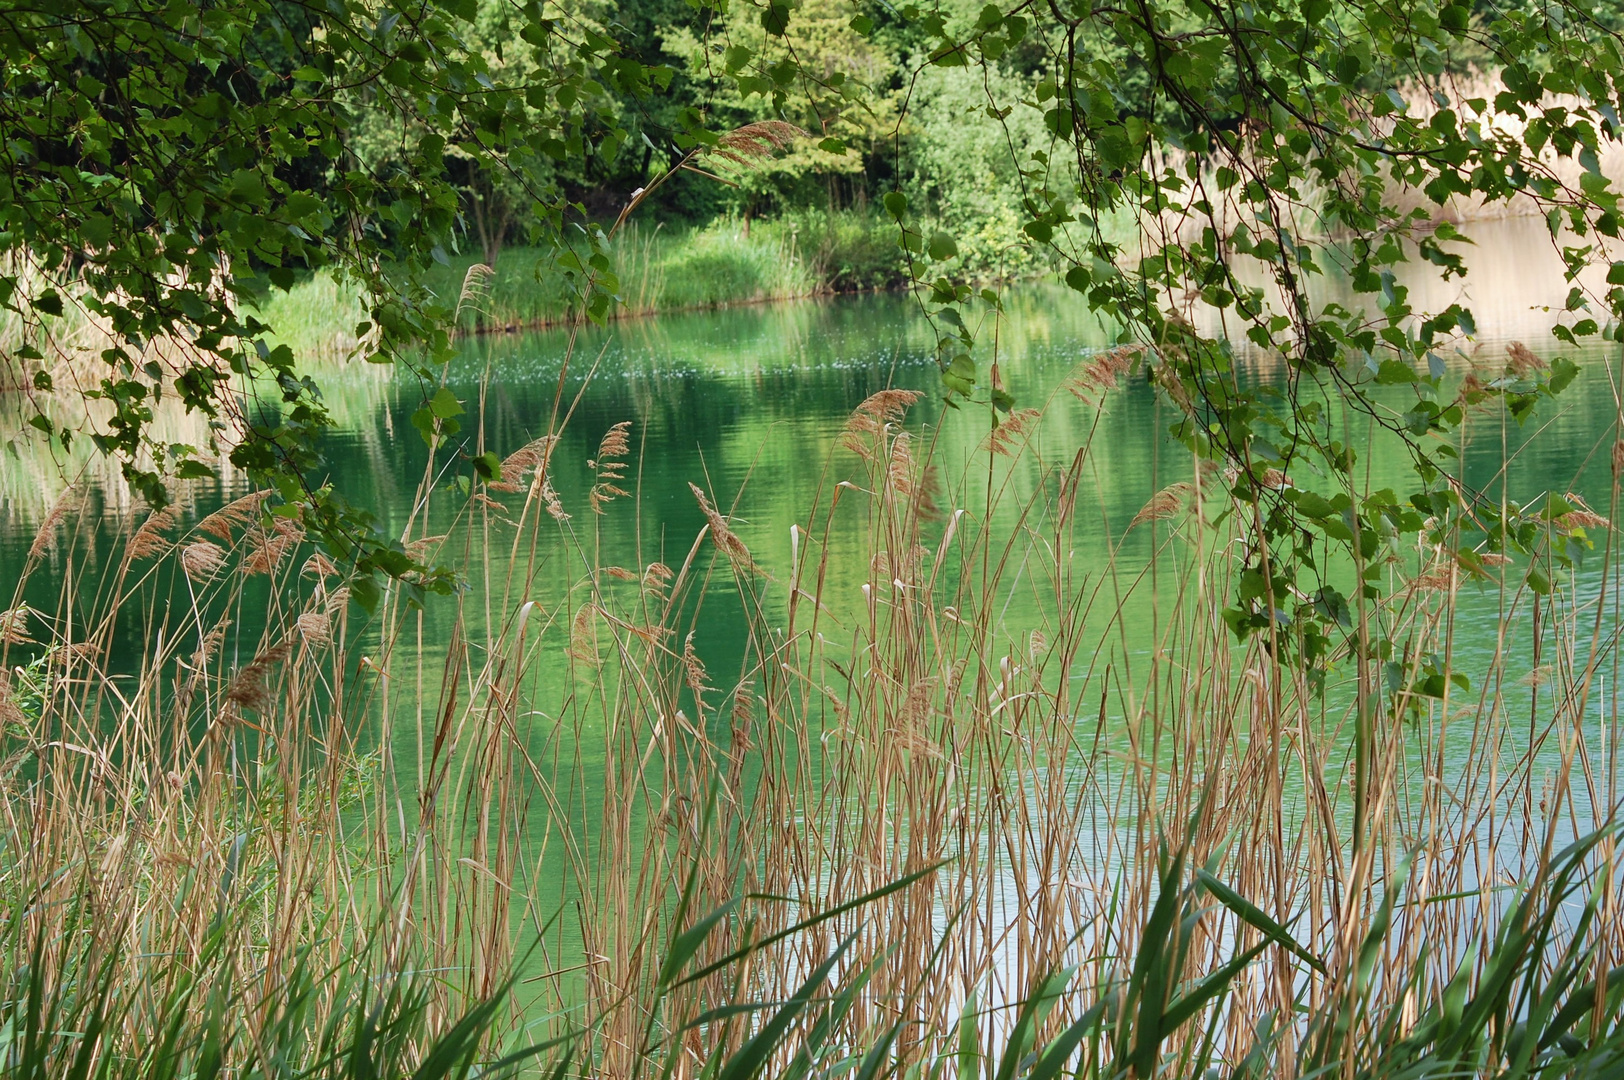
[
  {"x1": 4, "y1": 218, "x2": 1624, "y2": 896},
  {"x1": 5, "y1": 222, "x2": 1621, "y2": 680}
]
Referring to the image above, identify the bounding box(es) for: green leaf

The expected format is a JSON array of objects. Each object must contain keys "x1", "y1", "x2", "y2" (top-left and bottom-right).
[
  {"x1": 1290, "y1": 491, "x2": 1336, "y2": 519},
  {"x1": 927, "y1": 232, "x2": 958, "y2": 260},
  {"x1": 760, "y1": 3, "x2": 791, "y2": 35},
  {"x1": 429, "y1": 387, "x2": 464, "y2": 419},
  {"x1": 943, "y1": 353, "x2": 976, "y2": 396},
  {"x1": 1023, "y1": 220, "x2": 1053, "y2": 242},
  {"x1": 411, "y1": 407, "x2": 439, "y2": 447},
  {"x1": 1527, "y1": 565, "x2": 1552, "y2": 594},
  {"x1": 1549, "y1": 357, "x2": 1579, "y2": 394},
  {"x1": 1195, "y1": 869, "x2": 1327, "y2": 974},
  {"x1": 658, "y1": 900, "x2": 739, "y2": 985},
  {"x1": 1375, "y1": 359, "x2": 1418, "y2": 384},
  {"x1": 349, "y1": 574, "x2": 381, "y2": 613}
]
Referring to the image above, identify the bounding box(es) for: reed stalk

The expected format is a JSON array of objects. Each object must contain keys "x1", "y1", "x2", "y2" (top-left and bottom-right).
[{"x1": 2, "y1": 338, "x2": 1622, "y2": 1079}]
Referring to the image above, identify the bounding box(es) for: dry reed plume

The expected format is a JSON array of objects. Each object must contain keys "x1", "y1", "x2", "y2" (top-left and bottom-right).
[{"x1": 1, "y1": 352, "x2": 1622, "y2": 1080}]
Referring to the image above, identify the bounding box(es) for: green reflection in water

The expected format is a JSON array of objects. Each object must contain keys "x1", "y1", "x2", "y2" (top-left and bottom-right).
[{"x1": 3, "y1": 222, "x2": 1624, "y2": 987}]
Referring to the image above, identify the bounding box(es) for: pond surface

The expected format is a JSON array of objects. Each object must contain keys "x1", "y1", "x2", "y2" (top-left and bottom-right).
[
  {"x1": 3, "y1": 217, "x2": 1623, "y2": 916},
  {"x1": 5, "y1": 218, "x2": 1619, "y2": 672}
]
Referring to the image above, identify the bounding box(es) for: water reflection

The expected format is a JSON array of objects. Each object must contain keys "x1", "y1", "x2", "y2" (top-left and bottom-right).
[{"x1": 1, "y1": 218, "x2": 1620, "y2": 871}]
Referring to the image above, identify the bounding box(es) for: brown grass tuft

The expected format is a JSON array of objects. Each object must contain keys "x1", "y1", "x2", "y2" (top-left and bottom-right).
[
  {"x1": 490, "y1": 435, "x2": 558, "y2": 493},
  {"x1": 842, "y1": 389, "x2": 920, "y2": 460},
  {"x1": 540, "y1": 477, "x2": 569, "y2": 521},
  {"x1": 0, "y1": 605, "x2": 35, "y2": 646},
  {"x1": 1064, "y1": 344, "x2": 1143, "y2": 404},
  {"x1": 406, "y1": 534, "x2": 448, "y2": 562},
  {"x1": 180, "y1": 540, "x2": 226, "y2": 582},
  {"x1": 296, "y1": 610, "x2": 332, "y2": 645},
  {"x1": 301, "y1": 552, "x2": 339, "y2": 578},
  {"x1": 981, "y1": 408, "x2": 1041, "y2": 457},
  {"x1": 28, "y1": 485, "x2": 80, "y2": 561},
  {"x1": 456, "y1": 262, "x2": 495, "y2": 320},
  {"x1": 682, "y1": 632, "x2": 712, "y2": 705},
  {"x1": 244, "y1": 518, "x2": 303, "y2": 575},
  {"x1": 1409, "y1": 565, "x2": 1457, "y2": 592},
  {"x1": 1506, "y1": 340, "x2": 1547, "y2": 377},
  {"x1": 642, "y1": 562, "x2": 674, "y2": 598},
  {"x1": 127, "y1": 506, "x2": 177, "y2": 560},
  {"x1": 590, "y1": 421, "x2": 632, "y2": 514},
  {"x1": 224, "y1": 642, "x2": 292, "y2": 712},
  {"x1": 197, "y1": 490, "x2": 272, "y2": 542},
  {"x1": 1558, "y1": 491, "x2": 1610, "y2": 532},
  {"x1": 1129, "y1": 482, "x2": 1195, "y2": 530},
  {"x1": 886, "y1": 430, "x2": 917, "y2": 498},
  {"x1": 567, "y1": 604, "x2": 600, "y2": 665},
  {"x1": 689, "y1": 484, "x2": 751, "y2": 566},
  {"x1": 711, "y1": 121, "x2": 807, "y2": 169}
]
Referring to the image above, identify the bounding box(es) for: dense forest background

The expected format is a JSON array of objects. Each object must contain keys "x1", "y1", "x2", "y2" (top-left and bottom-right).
[{"x1": 428, "y1": 0, "x2": 1050, "y2": 285}]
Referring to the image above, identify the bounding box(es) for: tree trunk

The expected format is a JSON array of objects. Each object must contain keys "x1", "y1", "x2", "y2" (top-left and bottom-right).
[{"x1": 470, "y1": 186, "x2": 505, "y2": 268}]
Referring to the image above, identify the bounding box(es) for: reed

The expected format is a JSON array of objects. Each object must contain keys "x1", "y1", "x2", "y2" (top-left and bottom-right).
[
  {"x1": 3, "y1": 332, "x2": 1624, "y2": 1079},
  {"x1": 247, "y1": 216, "x2": 870, "y2": 357}
]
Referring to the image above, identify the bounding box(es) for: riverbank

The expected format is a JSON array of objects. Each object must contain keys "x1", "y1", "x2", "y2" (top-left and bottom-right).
[{"x1": 253, "y1": 211, "x2": 914, "y2": 359}]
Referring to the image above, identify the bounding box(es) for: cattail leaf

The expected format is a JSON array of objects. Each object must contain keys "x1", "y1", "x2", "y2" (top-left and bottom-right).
[
  {"x1": 713, "y1": 934, "x2": 856, "y2": 1080},
  {"x1": 994, "y1": 967, "x2": 1074, "y2": 1080},
  {"x1": 957, "y1": 990, "x2": 981, "y2": 1080},
  {"x1": 657, "y1": 898, "x2": 739, "y2": 986},
  {"x1": 1195, "y1": 869, "x2": 1327, "y2": 975},
  {"x1": 1025, "y1": 999, "x2": 1109, "y2": 1080},
  {"x1": 1160, "y1": 939, "x2": 1270, "y2": 1032},
  {"x1": 671, "y1": 861, "x2": 946, "y2": 991}
]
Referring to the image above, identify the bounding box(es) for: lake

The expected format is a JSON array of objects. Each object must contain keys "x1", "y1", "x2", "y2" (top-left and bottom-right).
[{"x1": 3, "y1": 217, "x2": 1622, "y2": 1005}]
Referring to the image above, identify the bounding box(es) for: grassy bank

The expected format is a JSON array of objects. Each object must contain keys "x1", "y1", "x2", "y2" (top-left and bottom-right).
[
  {"x1": 5, "y1": 339, "x2": 1624, "y2": 1076},
  {"x1": 251, "y1": 210, "x2": 911, "y2": 359}
]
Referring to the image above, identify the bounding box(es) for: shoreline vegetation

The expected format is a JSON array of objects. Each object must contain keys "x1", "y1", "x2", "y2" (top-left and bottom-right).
[
  {"x1": 254, "y1": 212, "x2": 917, "y2": 360},
  {"x1": 7, "y1": 349, "x2": 1624, "y2": 1077},
  {"x1": 13, "y1": 0, "x2": 1624, "y2": 1060}
]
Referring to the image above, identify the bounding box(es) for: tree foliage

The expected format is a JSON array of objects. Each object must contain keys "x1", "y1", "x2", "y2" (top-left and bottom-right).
[
  {"x1": 0, "y1": 0, "x2": 647, "y2": 601},
  {"x1": 3, "y1": 0, "x2": 1620, "y2": 673},
  {"x1": 879, "y1": 0, "x2": 1617, "y2": 678}
]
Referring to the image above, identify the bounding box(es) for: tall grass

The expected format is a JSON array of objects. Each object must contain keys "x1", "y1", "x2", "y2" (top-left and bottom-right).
[
  {"x1": 250, "y1": 213, "x2": 901, "y2": 358},
  {"x1": 4, "y1": 332, "x2": 1624, "y2": 1078}
]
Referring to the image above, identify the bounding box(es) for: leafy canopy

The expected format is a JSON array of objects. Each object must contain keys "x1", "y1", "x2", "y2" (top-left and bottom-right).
[
  {"x1": 0, "y1": 0, "x2": 644, "y2": 602},
  {"x1": 3, "y1": 0, "x2": 1619, "y2": 667}
]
